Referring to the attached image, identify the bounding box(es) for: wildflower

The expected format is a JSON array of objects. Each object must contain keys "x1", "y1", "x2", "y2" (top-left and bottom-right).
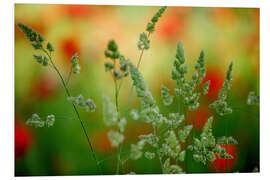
[
  {"x1": 15, "y1": 122, "x2": 33, "y2": 159},
  {"x1": 61, "y1": 37, "x2": 80, "y2": 59},
  {"x1": 158, "y1": 15, "x2": 183, "y2": 40}
]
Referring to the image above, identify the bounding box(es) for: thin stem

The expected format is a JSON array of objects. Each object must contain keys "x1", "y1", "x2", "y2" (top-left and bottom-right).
[
  {"x1": 184, "y1": 106, "x2": 189, "y2": 173},
  {"x1": 225, "y1": 117, "x2": 228, "y2": 173},
  {"x1": 97, "y1": 150, "x2": 130, "y2": 165},
  {"x1": 124, "y1": 32, "x2": 151, "y2": 117},
  {"x1": 194, "y1": 111, "x2": 197, "y2": 138},
  {"x1": 41, "y1": 48, "x2": 102, "y2": 174},
  {"x1": 113, "y1": 72, "x2": 123, "y2": 174},
  {"x1": 152, "y1": 125, "x2": 164, "y2": 173},
  {"x1": 66, "y1": 65, "x2": 73, "y2": 86}
]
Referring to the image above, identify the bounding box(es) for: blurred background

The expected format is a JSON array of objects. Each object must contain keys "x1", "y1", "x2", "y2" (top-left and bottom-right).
[{"x1": 14, "y1": 4, "x2": 259, "y2": 175}]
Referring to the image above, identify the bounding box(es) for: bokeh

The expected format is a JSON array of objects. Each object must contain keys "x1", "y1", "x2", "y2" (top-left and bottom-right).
[{"x1": 14, "y1": 4, "x2": 259, "y2": 175}]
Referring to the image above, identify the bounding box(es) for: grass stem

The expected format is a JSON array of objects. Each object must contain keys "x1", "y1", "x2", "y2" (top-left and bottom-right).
[{"x1": 42, "y1": 48, "x2": 102, "y2": 174}]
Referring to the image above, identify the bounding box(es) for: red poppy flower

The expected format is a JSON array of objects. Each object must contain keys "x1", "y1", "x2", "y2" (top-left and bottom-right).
[
  {"x1": 158, "y1": 14, "x2": 183, "y2": 40},
  {"x1": 61, "y1": 5, "x2": 93, "y2": 18},
  {"x1": 188, "y1": 105, "x2": 212, "y2": 130},
  {"x1": 90, "y1": 130, "x2": 113, "y2": 153},
  {"x1": 30, "y1": 75, "x2": 57, "y2": 99},
  {"x1": 15, "y1": 122, "x2": 33, "y2": 159},
  {"x1": 211, "y1": 8, "x2": 238, "y2": 30},
  {"x1": 210, "y1": 144, "x2": 237, "y2": 173},
  {"x1": 201, "y1": 68, "x2": 224, "y2": 100},
  {"x1": 60, "y1": 37, "x2": 80, "y2": 60}
]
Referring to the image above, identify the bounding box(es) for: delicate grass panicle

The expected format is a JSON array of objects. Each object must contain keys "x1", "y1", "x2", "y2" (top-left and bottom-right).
[
  {"x1": 247, "y1": 91, "x2": 259, "y2": 105},
  {"x1": 210, "y1": 62, "x2": 233, "y2": 116},
  {"x1": 26, "y1": 113, "x2": 55, "y2": 128},
  {"x1": 18, "y1": 5, "x2": 243, "y2": 175},
  {"x1": 17, "y1": 22, "x2": 102, "y2": 174},
  {"x1": 103, "y1": 39, "x2": 130, "y2": 174}
]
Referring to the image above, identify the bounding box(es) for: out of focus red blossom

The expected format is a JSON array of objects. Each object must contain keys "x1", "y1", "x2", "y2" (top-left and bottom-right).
[
  {"x1": 15, "y1": 121, "x2": 33, "y2": 159},
  {"x1": 60, "y1": 5, "x2": 93, "y2": 18},
  {"x1": 60, "y1": 37, "x2": 80, "y2": 60},
  {"x1": 201, "y1": 68, "x2": 224, "y2": 100},
  {"x1": 158, "y1": 14, "x2": 183, "y2": 40},
  {"x1": 210, "y1": 144, "x2": 237, "y2": 173},
  {"x1": 211, "y1": 8, "x2": 238, "y2": 30},
  {"x1": 91, "y1": 130, "x2": 112, "y2": 153},
  {"x1": 241, "y1": 33, "x2": 259, "y2": 54},
  {"x1": 188, "y1": 105, "x2": 212, "y2": 130},
  {"x1": 30, "y1": 76, "x2": 57, "y2": 99}
]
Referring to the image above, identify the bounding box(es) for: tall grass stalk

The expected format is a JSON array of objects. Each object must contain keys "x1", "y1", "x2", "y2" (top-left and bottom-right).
[{"x1": 41, "y1": 48, "x2": 102, "y2": 174}]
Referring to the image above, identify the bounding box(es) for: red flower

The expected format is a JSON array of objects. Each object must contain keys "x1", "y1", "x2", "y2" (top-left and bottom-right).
[
  {"x1": 15, "y1": 122, "x2": 33, "y2": 159},
  {"x1": 61, "y1": 5, "x2": 93, "y2": 18},
  {"x1": 60, "y1": 37, "x2": 80, "y2": 60},
  {"x1": 201, "y1": 68, "x2": 224, "y2": 100},
  {"x1": 30, "y1": 76, "x2": 57, "y2": 99},
  {"x1": 188, "y1": 105, "x2": 212, "y2": 130},
  {"x1": 90, "y1": 130, "x2": 113, "y2": 153},
  {"x1": 210, "y1": 144, "x2": 237, "y2": 173},
  {"x1": 158, "y1": 14, "x2": 183, "y2": 40}
]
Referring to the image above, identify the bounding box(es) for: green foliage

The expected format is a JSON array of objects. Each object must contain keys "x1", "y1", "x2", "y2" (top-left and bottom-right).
[
  {"x1": 210, "y1": 62, "x2": 233, "y2": 116},
  {"x1": 70, "y1": 53, "x2": 80, "y2": 74},
  {"x1": 102, "y1": 95, "x2": 118, "y2": 126},
  {"x1": 178, "y1": 125, "x2": 193, "y2": 143},
  {"x1": 46, "y1": 42, "x2": 55, "y2": 52},
  {"x1": 194, "y1": 50, "x2": 206, "y2": 84},
  {"x1": 17, "y1": 22, "x2": 102, "y2": 174},
  {"x1": 33, "y1": 54, "x2": 48, "y2": 66},
  {"x1": 188, "y1": 116, "x2": 234, "y2": 164},
  {"x1": 17, "y1": 22, "x2": 44, "y2": 50},
  {"x1": 26, "y1": 113, "x2": 55, "y2": 128},
  {"x1": 247, "y1": 91, "x2": 259, "y2": 105},
  {"x1": 217, "y1": 136, "x2": 238, "y2": 145},
  {"x1": 161, "y1": 85, "x2": 174, "y2": 106},
  {"x1": 104, "y1": 40, "x2": 130, "y2": 80},
  {"x1": 130, "y1": 140, "x2": 146, "y2": 160},
  {"x1": 108, "y1": 130, "x2": 124, "y2": 147},
  {"x1": 146, "y1": 6, "x2": 167, "y2": 33},
  {"x1": 68, "y1": 94, "x2": 96, "y2": 112},
  {"x1": 164, "y1": 113, "x2": 184, "y2": 129},
  {"x1": 104, "y1": 40, "x2": 119, "y2": 59},
  {"x1": 202, "y1": 80, "x2": 210, "y2": 95},
  {"x1": 138, "y1": 32, "x2": 150, "y2": 50},
  {"x1": 145, "y1": 152, "x2": 156, "y2": 160},
  {"x1": 171, "y1": 41, "x2": 209, "y2": 111},
  {"x1": 188, "y1": 117, "x2": 217, "y2": 164},
  {"x1": 130, "y1": 109, "x2": 140, "y2": 120},
  {"x1": 163, "y1": 158, "x2": 183, "y2": 174}
]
